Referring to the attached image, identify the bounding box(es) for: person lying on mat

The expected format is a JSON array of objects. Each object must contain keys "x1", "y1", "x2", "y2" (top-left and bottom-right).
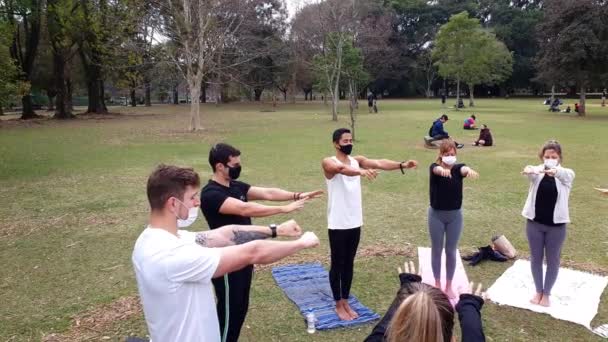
[
  {"x1": 364, "y1": 261, "x2": 486, "y2": 342},
  {"x1": 322, "y1": 128, "x2": 418, "y2": 321},
  {"x1": 132, "y1": 165, "x2": 320, "y2": 342},
  {"x1": 429, "y1": 139, "x2": 479, "y2": 298},
  {"x1": 521, "y1": 140, "x2": 575, "y2": 307}
]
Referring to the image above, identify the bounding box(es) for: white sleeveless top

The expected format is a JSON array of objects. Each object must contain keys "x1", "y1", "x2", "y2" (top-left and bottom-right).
[{"x1": 326, "y1": 156, "x2": 363, "y2": 229}]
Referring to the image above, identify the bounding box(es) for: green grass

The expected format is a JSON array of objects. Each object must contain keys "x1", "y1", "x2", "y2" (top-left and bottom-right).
[{"x1": 1, "y1": 99, "x2": 607, "y2": 341}]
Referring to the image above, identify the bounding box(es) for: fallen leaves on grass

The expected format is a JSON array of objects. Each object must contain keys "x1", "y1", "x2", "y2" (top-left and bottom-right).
[{"x1": 42, "y1": 296, "x2": 142, "y2": 342}]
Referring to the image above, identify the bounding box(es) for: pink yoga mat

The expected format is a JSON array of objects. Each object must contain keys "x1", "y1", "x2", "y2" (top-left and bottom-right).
[{"x1": 417, "y1": 247, "x2": 470, "y2": 306}]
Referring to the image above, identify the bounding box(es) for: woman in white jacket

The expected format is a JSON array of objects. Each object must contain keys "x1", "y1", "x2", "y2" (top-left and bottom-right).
[{"x1": 521, "y1": 140, "x2": 575, "y2": 307}]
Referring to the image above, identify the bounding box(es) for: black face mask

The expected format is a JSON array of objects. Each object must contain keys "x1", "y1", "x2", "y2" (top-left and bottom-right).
[
  {"x1": 226, "y1": 164, "x2": 242, "y2": 180},
  {"x1": 339, "y1": 144, "x2": 353, "y2": 155}
]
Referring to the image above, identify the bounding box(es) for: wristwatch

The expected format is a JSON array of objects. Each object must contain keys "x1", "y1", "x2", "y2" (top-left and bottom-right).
[{"x1": 269, "y1": 224, "x2": 277, "y2": 238}]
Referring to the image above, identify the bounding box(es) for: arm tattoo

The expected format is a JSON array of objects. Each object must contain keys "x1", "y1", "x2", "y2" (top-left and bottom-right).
[
  {"x1": 195, "y1": 232, "x2": 212, "y2": 247},
  {"x1": 231, "y1": 229, "x2": 269, "y2": 245}
]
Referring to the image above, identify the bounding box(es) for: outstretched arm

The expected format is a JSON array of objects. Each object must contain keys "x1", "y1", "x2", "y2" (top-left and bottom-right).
[
  {"x1": 218, "y1": 197, "x2": 307, "y2": 218},
  {"x1": 212, "y1": 232, "x2": 320, "y2": 277},
  {"x1": 355, "y1": 156, "x2": 418, "y2": 172},
  {"x1": 195, "y1": 220, "x2": 303, "y2": 248},
  {"x1": 247, "y1": 186, "x2": 323, "y2": 201}
]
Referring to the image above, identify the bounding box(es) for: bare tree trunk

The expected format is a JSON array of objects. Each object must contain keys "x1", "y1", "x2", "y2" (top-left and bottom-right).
[
  {"x1": 47, "y1": 94, "x2": 55, "y2": 111},
  {"x1": 468, "y1": 83, "x2": 475, "y2": 107},
  {"x1": 331, "y1": 85, "x2": 339, "y2": 121},
  {"x1": 323, "y1": 91, "x2": 327, "y2": 105},
  {"x1": 254, "y1": 88, "x2": 263, "y2": 101},
  {"x1": 144, "y1": 80, "x2": 151, "y2": 106},
  {"x1": 53, "y1": 52, "x2": 74, "y2": 119},
  {"x1": 188, "y1": 79, "x2": 203, "y2": 131},
  {"x1": 550, "y1": 85, "x2": 555, "y2": 102},
  {"x1": 201, "y1": 82, "x2": 206, "y2": 103},
  {"x1": 173, "y1": 84, "x2": 179, "y2": 104},
  {"x1": 0, "y1": 105, "x2": 4, "y2": 115},
  {"x1": 348, "y1": 80, "x2": 356, "y2": 140},
  {"x1": 579, "y1": 87, "x2": 586, "y2": 116},
  {"x1": 291, "y1": 69, "x2": 296, "y2": 104},
  {"x1": 130, "y1": 89, "x2": 137, "y2": 107},
  {"x1": 455, "y1": 78, "x2": 461, "y2": 110}
]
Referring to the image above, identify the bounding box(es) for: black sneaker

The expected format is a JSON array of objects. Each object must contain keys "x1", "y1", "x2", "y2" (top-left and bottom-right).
[{"x1": 456, "y1": 143, "x2": 464, "y2": 149}]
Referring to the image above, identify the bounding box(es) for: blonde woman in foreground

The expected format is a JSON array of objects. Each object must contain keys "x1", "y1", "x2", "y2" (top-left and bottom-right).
[{"x1": 364, "y1": 261, "x2": 486, "y2": 342}]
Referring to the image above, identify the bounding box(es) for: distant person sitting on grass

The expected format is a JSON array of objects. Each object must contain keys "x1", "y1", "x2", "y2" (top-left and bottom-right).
[
  {"x1": 561, "y1": 106, "x2": 571, "y2": 113},
  {"x1": 463, "y1": 115, "x2": 477, "y2": 130},
  {"x1": 429, "y1": 114, "x2": 464, "y2": 149},
  {"x1": 473, "y1": 124, "x2": 493, "y2": 147},
  {"x1": 574, "y1": 103, "x2": 580, "y2": 113},
  {"x1": 549, "y1": 98, "x2": 561, "y2": 112}
]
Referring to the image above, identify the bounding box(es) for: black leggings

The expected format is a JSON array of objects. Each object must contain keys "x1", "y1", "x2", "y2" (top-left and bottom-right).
[
  {"x1": 328, "y1": 227, "x2": 361, "y2": 301},
  {"x1": 212, "y1": 265, "x2": 253, "y2": 342}
]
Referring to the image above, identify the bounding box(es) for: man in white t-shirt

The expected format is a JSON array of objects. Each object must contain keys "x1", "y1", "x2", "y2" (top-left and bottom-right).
[
  {"x1": 321, "y1": 128, "x2": 417, "y2": 321},
  {"x1": 132, "y1": 164, "x2": 320, "y2": 342}
]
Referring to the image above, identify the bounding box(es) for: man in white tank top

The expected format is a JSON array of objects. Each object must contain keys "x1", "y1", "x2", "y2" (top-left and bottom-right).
[{"x1": 321, "y1": 128, "x2": 418, "y2": 321}]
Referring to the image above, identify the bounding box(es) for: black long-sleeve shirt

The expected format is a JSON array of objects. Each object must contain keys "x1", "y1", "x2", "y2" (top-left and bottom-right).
[{"x1": 364, "y1": 273, "x2": 486, "y2": 342}]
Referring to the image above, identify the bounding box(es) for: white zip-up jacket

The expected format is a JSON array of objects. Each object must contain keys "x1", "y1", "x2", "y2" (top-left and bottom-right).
[{"x1": 521, "y1": 164, "x2": 575, "y2": 224}]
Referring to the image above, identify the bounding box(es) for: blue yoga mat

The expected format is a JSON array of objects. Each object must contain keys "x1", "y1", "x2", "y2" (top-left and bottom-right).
[{"x1": 272, "y1": 263, "x2": 380, "y2": 330}]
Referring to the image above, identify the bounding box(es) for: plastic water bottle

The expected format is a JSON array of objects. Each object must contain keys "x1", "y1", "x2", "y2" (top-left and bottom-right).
[{"x1": 306, "y1": 312, "x2": 316, "y2": 334}]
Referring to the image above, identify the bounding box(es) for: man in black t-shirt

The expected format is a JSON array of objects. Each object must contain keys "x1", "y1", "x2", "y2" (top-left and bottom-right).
[{"x1": 200, "y1": 143, "x2": 323, "y2": 342}]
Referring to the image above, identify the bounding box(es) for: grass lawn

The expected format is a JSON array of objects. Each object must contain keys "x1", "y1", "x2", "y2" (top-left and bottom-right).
[{"x1": 1, "y1": 98, "x2": 607, "y2": 341}]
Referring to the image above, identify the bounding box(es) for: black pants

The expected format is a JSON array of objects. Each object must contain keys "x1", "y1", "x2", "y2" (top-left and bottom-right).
[
  {"x1": 212, "y1": 265, "x2": 253, "y2": 342},
  {"x1": 328, "y1": 227, "x2": 361, "y2": 301}
]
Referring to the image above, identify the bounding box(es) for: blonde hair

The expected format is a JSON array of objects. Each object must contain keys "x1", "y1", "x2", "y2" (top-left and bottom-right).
[
  {"x1": 386, "y1": 283, "x2": 454, "y2": 342},
  {"x1": 436, "y1": 139, "x2": 457, "y2": 165}
]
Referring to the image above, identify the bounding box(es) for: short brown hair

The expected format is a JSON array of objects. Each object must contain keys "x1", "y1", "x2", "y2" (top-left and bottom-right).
[
  {"x1": 539, "y1": 139, "x2": 562, "y2": 161},
  {"x1": 146, "y1": 164, "x2": 200, "y2": 210}
]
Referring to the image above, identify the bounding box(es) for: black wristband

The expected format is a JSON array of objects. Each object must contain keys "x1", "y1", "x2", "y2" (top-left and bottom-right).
[
  {"x1": 269, "y1": 224, "x2": 277, "y2": 238},
  {"x1": 400, "y1": 161, "x2": 405, "y2": 174}
]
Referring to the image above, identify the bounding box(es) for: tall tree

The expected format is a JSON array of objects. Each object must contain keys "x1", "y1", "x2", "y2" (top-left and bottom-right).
[
  {"x1": 432, "y1": 11, "x2": 502, "y2": 108},
  {"x1": 460, "y1": 33, "x2": 513, "y2": 107},
  {"x1": 47, "y1": 0, "x2": 81, "y2": 119},
  {"x1": 480, "y1": 1, "x2": 542, "y2": 94},
  {"x1": 2, "y1": 0, "x2": 43, "y2": 119},
  {"x1": 158, "y1": 0, "x2": 262, "y2": 131},
  {"x1": 341, "y1": 40, "x2": 368, "y2": 140},
  {"x1": 0, "y1": 21, "x2": 23, "y2": 115},
  {"x1": 77, "y1": 0, "x2": 112, "y2": 114},
  {"x1": 535, "y1": 0, "x2": 608, "y2": 116}
]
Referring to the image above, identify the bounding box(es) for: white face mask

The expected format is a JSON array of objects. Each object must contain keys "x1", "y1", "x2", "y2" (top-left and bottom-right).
[
  {"x1": 544, "y1": 158, "x2": 559, "y2": 169},
  {"x1": 442, "y1": 155, "x2": 457, "y2": 166},
  {"x1": 174, "y1": 199, "x2": 199, "y2": 228}
]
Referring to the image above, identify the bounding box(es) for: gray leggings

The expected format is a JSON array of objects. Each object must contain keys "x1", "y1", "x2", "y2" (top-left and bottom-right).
[
  {"x1": 428, "y1": 207, "x2": 463, "y2": 281},
  {"x1": 526, "y1": 220, "x2": 567, "y2": 295}
]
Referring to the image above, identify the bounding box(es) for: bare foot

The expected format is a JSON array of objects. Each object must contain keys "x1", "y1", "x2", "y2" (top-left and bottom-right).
[
  {"x1": 445, "y1": 286, "x2": 457, "y2": 299},
  {"x1": 529, "y1": 293, "x2": 542, "y2": 305},
  {"x1": 343, "y1": 301, "x2": 359, "y2": 319},
  {"x1": 434, "y1": 280, "x2": 441, "y2": 288},
  {"x1": 539, "y1": 295, "x2": 551, "y2": 307},
  {"x1": 335, "y1": 301, "x2": 352, "y2": 321}
]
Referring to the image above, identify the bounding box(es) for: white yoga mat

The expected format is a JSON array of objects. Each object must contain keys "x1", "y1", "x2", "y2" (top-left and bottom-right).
[{"x1": 487, "y1": 259, "x2": 608, "y2": 329}]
